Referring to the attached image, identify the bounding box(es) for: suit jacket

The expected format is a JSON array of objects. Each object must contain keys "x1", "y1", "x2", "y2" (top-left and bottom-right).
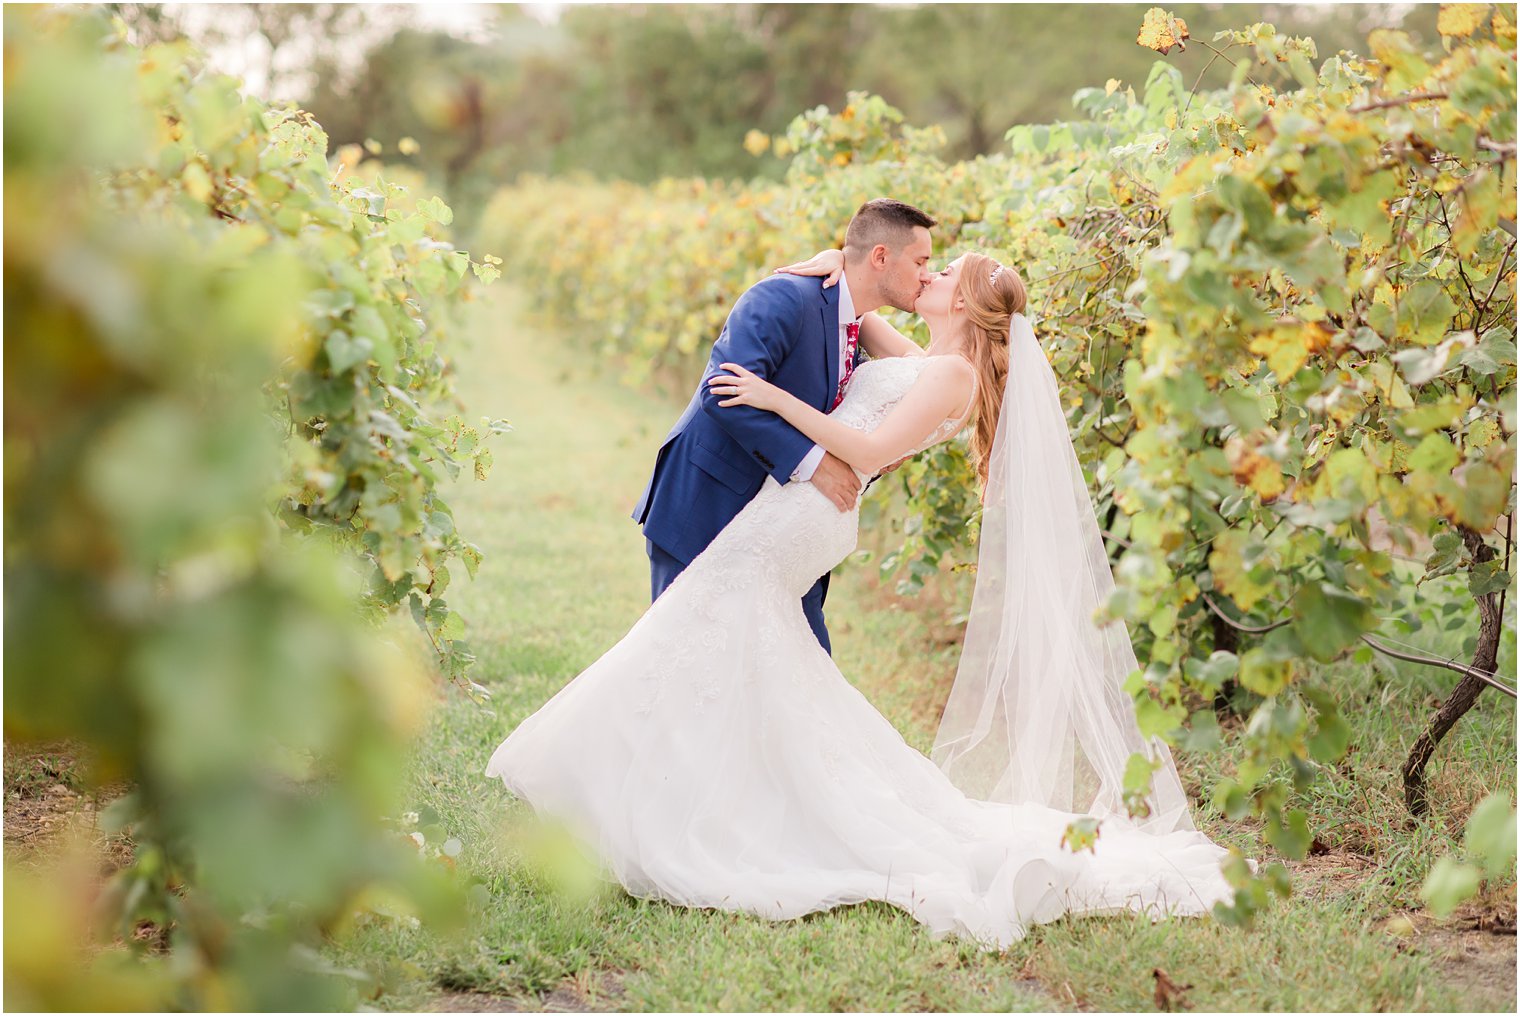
[{"x1": 632, "y1": 273, "x2": 863, "y2": 565}]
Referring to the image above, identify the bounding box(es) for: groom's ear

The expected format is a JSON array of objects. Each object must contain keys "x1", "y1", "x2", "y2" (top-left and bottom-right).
[{"x1": 869, "y1": 243, "x2": 890, "y2": 270}]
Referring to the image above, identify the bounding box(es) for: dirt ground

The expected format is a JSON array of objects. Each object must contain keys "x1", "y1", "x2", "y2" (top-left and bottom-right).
[
  {"x1": 1397, "y1": 903, "x2": 1517, "y2": 1013},
  {"x1": 3, "y1": 742, "x2": 134, "y2": 873},
  {"x1": 1289, "y1": 846, "x2": 1517, "y2": 1012}
]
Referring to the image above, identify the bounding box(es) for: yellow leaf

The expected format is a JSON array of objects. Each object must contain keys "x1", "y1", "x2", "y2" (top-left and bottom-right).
[
  {"x1": 1367, "y1": 29, "x2": 1433, "y2": 91},
  {"x1": 1494, "y1": 6, "x2": 1518, "y2": 46},
  {"x1": 398, "y1": 136, "x2": 420, "y2": 156},
  {"x1": 1305, "y1": 321, "x2": 1334, "y2": 353},
  {"x1": 1137, "y1": 8, "x2": 1190, "y2": 54},
  {"x1": 1106, "y1": 78, "x2": 1122, "y2": 95},
  {"x1": 1467, "y1": 417, "x2": 1498, "y2": 449},
  {"x1": 1437, "y1": 3, "x2": 1491, "y2": 37},
  {"x1": 1364, "y1": 438, "x2": 1394, "y2": 471},
  {"x1": 1453, "y1": 168, "x2": 1500, "y2": 255},
  {"x1": 1210, "y1": 530, "x2": 1273, "y2": 611},
  {"x1": 1226, "y1": 436, "x2": 1286, "y2": 501},
  {"x1": 1368, "y1": 29, "x2": 1411, "y2": 63},
  {"x1": 1323, "y1": 447, "x2": 1379, "y2": 504},
  {"x1": 181, "y1": 160, "x2": 212, "y2": 202},
  {"x1": 1249, "y1": 326, "x2": 1311, "y2": 379},
  {"x1": 1439, "y1": 459, "x2": 1512, "y2": 529},
  {"x1": 742, "y1": 129, "x2": 771, "y2": 158}
]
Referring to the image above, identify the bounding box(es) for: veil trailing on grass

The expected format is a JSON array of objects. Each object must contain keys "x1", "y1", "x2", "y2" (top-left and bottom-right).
[{"x1": 931, "y1": 312, "x2": 1194, "y2": 834}]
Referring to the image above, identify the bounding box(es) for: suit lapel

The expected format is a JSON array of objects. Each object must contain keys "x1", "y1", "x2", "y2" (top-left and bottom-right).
[{"x1": 819, "y1": 283, "x2": 839, "y2": 412}]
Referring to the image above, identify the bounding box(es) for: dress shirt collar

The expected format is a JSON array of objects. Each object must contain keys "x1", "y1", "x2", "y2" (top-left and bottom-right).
[{"x1": 836, "y1": 272, "x2": 858, "y2": 328}]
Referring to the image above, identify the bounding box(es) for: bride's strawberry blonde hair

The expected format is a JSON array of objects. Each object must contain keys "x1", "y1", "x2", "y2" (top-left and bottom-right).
[{"x1": 953, "y1": 253, "x2": 1028, "y2": 489}]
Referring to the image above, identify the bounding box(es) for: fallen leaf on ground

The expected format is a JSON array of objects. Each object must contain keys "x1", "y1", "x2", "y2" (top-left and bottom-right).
[{"x1": 1153, "y1": 967, "x2": 1194, "y2": 1011}]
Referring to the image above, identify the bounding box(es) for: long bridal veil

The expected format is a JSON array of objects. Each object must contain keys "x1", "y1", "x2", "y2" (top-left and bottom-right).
[{"x1": 931, "y1": 313, "x2": 1194, "y2": 834}]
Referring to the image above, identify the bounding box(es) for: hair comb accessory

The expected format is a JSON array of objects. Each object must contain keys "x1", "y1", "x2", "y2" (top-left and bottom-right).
[{"x1": 988, "y1": 264, "x2": 1005, "y2": 286}]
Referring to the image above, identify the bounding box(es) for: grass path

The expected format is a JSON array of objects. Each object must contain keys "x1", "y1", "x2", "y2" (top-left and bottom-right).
[{"x1": 329, "y1": 287, "x2": 1515, "y2": 1012}]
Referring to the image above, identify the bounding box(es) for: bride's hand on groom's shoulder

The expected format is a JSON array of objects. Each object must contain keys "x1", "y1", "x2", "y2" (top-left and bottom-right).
[
  {"x1": 709, "y1": 363, "x2": 784, "y2": 412},
  {"x1": 774, "y1": 249, "x2": 844, "y2": 288}
]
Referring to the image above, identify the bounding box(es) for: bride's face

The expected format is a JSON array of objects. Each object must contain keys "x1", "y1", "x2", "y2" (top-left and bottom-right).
[{"x1": 914, "y1": 255, "x2": 964, "y2": 322}]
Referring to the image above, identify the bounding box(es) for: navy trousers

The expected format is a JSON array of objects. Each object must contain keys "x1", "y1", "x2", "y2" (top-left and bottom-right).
[{"x1": 647, "y1": 538, "x2": 832, "y2": 655}]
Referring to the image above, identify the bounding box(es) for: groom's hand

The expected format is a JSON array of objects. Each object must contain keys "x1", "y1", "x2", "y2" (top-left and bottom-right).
[{"x1": 810, "y1": 453, "x2": 862, "y2": 513}]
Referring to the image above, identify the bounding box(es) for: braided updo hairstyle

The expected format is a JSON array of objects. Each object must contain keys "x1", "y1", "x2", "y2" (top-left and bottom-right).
[{"x1": 952, "y1": 253, "x2": 1028, "y2": 488}]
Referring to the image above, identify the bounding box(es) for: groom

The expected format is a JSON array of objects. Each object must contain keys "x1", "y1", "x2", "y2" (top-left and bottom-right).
[{"x1": 632, "y1": 198, "x2": 936, "y2": 654}]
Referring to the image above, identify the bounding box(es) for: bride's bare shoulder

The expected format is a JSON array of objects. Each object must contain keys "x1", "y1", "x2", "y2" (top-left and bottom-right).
[
  {"x1": 919, "y1": 354, "x2": 976, "y2": 388},
  {"x1": 904, "y1": 355, "x2": 975, "y2": 410}
]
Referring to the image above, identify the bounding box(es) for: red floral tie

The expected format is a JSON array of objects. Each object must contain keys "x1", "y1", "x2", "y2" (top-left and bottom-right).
[{"x1": 832, "y1": 321, "x2": 860, "y2": 410}]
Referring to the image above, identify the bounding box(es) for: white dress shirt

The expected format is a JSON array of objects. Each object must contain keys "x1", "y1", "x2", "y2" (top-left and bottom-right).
[{"x1": 790, "y1": 275, "x2": 858, "y2": 482}]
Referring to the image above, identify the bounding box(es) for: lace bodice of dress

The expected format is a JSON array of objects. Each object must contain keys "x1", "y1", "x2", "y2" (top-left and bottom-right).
[
  {"x1": 829, "y1": 355, "x2": 976, "y2": 476},
  {"x1": 684, "y1": 354, "x2": 976, "y2": 601}
]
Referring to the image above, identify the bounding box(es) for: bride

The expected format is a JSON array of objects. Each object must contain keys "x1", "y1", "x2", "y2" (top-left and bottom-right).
[{"x1": 486, "y1": 249, "x2": 1240, "y2": 947}]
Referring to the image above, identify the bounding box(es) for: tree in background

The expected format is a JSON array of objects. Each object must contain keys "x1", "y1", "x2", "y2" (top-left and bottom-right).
[
  {"x1": 114, "y1": 3, "x2": 1446, "y2": 227},
  {"x1": 301, "y1": 5, "x2": 857, "y2": 215},
  {"x1": 112, "y1": 2, "x2": 419, "y2": 100},
  {"x1": 308, "y1": 28, "x2": 510, "y2": 217},
  {"x1": 747, "y1": 4, "x2": 866, "y2": 127},
  {"x1": 858, "y1": 3, "x2": 1441, "y2": 158}
]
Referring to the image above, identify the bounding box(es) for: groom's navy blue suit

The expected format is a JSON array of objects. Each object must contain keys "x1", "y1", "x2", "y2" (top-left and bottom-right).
[{"x1": 632, "y1": 273, "x2": 861, "y2": 654}]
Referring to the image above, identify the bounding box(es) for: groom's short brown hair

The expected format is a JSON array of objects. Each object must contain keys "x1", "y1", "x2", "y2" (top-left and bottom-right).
[{"x1": 843, "y1": 199, "x2": 936, "y2": 262}]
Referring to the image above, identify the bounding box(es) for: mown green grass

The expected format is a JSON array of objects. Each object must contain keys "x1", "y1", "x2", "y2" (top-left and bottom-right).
[{"x1": 330, "y1": 288, "x2": 1515, "y2": 1012}]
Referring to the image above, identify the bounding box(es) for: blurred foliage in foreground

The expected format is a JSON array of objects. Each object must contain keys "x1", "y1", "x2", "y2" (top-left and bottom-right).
[
  {"x1": 483, "y1": 7, "x2": 1517, "y2": 924},
  {"x1": 5, "y1": 7, "x2": 498, "y2": 1008}
]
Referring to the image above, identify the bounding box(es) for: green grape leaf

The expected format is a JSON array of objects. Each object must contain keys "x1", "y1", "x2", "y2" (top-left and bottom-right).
[
  {"x1": 324, "y1": 330, "x2": 371, "y2": 374},
  {"x1": 1060, "y1": 816, "x2": 1102, "y2": 853},
  {"x1": 1292, "y1": 583, "x2": 1376, "y2": 662},
  {"x1": 1239, "y1": 646, "x2": 1293, "y2": 696},
  {"x1": 1303, "y1": 688, "x2": 1351, "y2": 763},
  {"x1": 1181, "y1": 709, "x2": 1223, "y2": 752},
  {"x1": 1420, "y1": 856, "x2": 1483, "y2": 917},
  {"x1": 1265, "y1": 807, "x2": 1312, "y2": 860},
  {"x1": 1464, "y1": 794, "x2": 1518, "y2": 880}
]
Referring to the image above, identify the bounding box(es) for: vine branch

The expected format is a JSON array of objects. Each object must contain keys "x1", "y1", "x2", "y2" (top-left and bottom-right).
[
  {"x1": 1349, "y1": 92, "x2": 1449, "y2": 113},
  {"x1": 1361, "y1": 634, "x2": 1516, "y2": 699},
  {"x1": 1199, "y1": 589, "x2": 1294, "y2": 634},
  {"x1": 1182, "y1": 584, "x2": 1518, "y2": 699}
]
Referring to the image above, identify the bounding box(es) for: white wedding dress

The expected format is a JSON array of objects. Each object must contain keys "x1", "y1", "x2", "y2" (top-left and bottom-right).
[{"x1": 487, "y1": 355, "x2": 1236, "y2": 947}]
